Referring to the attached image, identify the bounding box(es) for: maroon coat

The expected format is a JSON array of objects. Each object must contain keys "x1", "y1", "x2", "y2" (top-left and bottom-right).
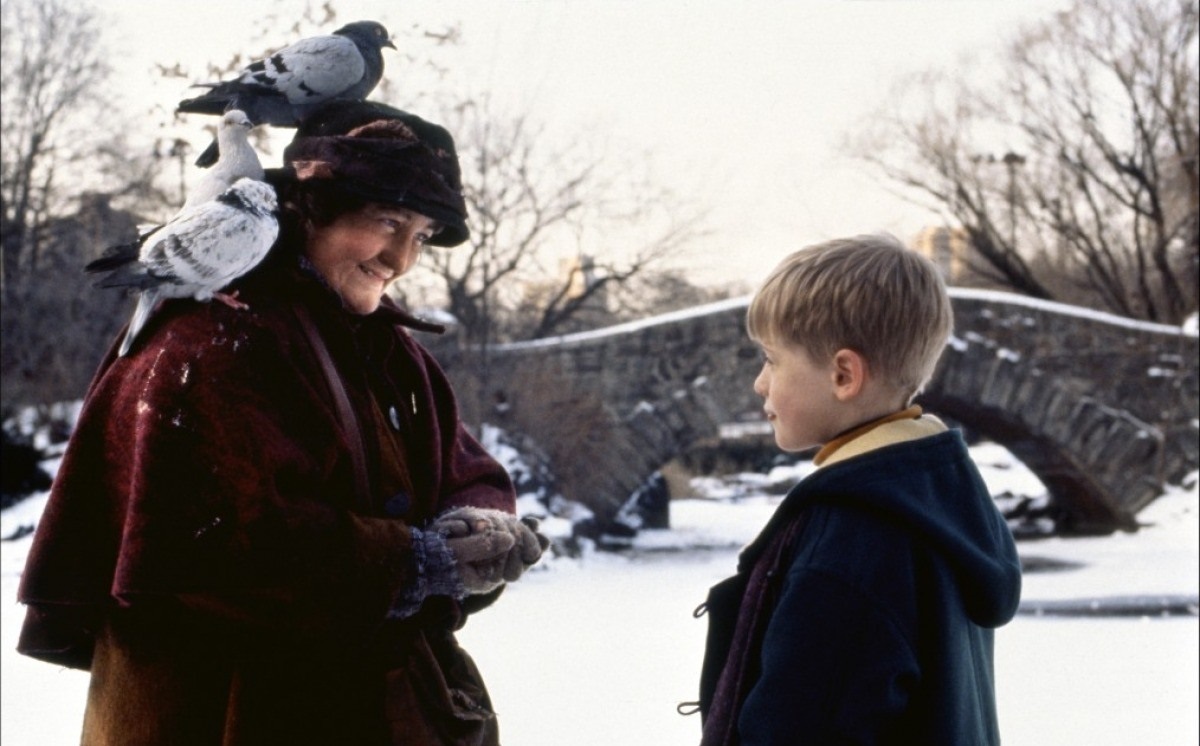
[{"x1": 17, "y1": 256, "x2": 515, "y2": 745}]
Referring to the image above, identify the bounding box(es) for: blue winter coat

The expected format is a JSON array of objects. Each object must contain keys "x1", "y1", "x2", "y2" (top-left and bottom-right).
[{"x1": 702, "y1": 429, "x2": 1022, "y2": 745}]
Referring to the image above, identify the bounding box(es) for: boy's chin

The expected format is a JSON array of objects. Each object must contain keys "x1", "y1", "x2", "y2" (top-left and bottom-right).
[
  {"x1": 774, "y1": 437, "x2": 809, "y2": 453},
  {"x1": 773, "y1": 430, "x2": 822, "y2": 454}
]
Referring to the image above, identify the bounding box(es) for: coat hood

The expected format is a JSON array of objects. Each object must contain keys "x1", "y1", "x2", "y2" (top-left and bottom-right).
[
  {"x1": 745, "y1": 430, "x2": 1021, "y2": 628},
  {"x1": 815, "y1": 430, "x2": 1021, "y2": 627}
]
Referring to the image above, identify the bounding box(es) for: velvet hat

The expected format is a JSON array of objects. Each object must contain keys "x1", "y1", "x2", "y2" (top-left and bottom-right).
[{"x1": 278, "y1": 100, "x2": 469, "y2": 247}]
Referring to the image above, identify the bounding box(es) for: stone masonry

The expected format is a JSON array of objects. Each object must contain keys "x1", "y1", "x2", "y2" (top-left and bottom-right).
[{"x1": 427, "y1": 290, "x2": 1198, "y2": 535}]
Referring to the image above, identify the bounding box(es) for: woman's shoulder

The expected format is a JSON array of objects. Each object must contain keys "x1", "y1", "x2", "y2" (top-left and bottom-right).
[
  {"x1": 99, "y1": 293, "x2": 313, "y2": 408},
  {"x1": 145, "y1": 295, "x2": 301, "y2": 359}
]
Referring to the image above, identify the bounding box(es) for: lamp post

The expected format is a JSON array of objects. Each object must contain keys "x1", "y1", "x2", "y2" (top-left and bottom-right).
[
  {"x1": 1002, "y1": 151, "x2": 1026, "y2": 249},
  {"x1": 167, "y1": 138, "x2": 192, "y2": 208}
]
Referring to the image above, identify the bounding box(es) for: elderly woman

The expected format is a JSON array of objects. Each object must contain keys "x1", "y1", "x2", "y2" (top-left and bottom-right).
[{"x1": 17, "y1": 101, "x2": 545, "y2": 746}]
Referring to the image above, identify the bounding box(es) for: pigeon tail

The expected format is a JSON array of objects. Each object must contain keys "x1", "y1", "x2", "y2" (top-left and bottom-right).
[
  {"x1": 85, "y1": 243, "x2": 140, "y2": 274},
  {"x1": 176, "y1": 90, "x2": 229, "y2": 117},
  {"x1": 94, "y1": 263, "x2": 161, "y2": 292},
  {"x1": 195, "y1": 141, "x2": 220, "y2": 168},
  {"x1": 180, "y1": 86, "x2": 299, "y2": 125},
  {"x1": 119, "y1": 291, "x2": 160, "y2": 357}
]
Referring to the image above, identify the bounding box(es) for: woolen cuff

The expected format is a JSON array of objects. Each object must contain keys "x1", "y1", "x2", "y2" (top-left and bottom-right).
[{"x1": 387, "y1": 526, "x2": 467, "y2": 619}]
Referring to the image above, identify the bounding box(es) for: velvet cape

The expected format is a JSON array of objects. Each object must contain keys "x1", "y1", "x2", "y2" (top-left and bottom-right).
[{"x1": 17, "y1": 255, "x2": 516, "y2": 745}]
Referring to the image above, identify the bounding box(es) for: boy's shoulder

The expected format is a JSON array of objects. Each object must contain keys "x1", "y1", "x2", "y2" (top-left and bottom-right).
[
  {"x1": 787, "y1": 428, "x2": 981, "y2": 547},
  {"x1": 743, "y1": 428, "x2": 980, "y2": 567}
]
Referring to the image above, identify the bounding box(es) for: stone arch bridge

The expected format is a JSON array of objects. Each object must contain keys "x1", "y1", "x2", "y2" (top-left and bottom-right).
[{"x1": 431, "y1": 289, "x2": 1198, "y2": 535}]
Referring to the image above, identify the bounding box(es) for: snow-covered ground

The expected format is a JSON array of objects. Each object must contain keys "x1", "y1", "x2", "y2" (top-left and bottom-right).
[{"x1": 2, "y1": 447, "x2": 1197, "y2": 745}]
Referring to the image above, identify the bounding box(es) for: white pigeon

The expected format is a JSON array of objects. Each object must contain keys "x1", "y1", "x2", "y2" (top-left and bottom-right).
[
  {"x1": 87, "y1": 178, "x2": 279, "y2": 356},
  {"x1": 178, "y1": 20, "x2": 395, "y2": 167},
  {"x1": 182, "y1": 110, "x2": 263, "y2": 209}
]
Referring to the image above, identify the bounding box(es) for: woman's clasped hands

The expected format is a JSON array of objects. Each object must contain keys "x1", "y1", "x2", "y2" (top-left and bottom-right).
[{"x1": 432, "y1": 508, "x2": 551, "y2": 594}]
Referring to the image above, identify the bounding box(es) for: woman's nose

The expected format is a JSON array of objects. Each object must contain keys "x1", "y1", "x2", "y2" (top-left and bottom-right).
[
  {"x1": 753, "y1": 367, "x2": 768, "y2": 397},
  {"x1": 384, "y1": 233, "x2": 423, "y2": 273}
]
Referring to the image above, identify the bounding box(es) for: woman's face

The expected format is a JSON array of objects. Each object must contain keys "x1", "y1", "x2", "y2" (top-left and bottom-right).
[{"x1": 305, "y1": 203, "x2": 441, "y2": 314}]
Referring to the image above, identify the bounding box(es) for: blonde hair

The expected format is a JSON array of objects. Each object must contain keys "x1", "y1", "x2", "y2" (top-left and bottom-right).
[{"x1": 747, "y1": 233, "x2": 954, "y2": 400}]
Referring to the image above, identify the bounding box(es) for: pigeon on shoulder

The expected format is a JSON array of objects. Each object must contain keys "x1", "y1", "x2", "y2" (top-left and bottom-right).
[
  {"x1": 182, "y1": 109, "x2": 263, "y2": 209},
  {"x1": 86, "y1": 178, "x2": 279, "y2": 356},
  {"x1": 178, "y1": 21, "x2": 395, "y2": 167}
]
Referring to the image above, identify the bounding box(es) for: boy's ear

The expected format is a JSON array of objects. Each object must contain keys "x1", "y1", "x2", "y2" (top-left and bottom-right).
[{"x1": 831, "y1": 348, "x2": 868, "y2": 401}]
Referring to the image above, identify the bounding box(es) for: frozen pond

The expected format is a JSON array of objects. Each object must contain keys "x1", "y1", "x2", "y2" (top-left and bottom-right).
[{"x1": 2, "y1": 457, "x2": 1196, "y2": 745}]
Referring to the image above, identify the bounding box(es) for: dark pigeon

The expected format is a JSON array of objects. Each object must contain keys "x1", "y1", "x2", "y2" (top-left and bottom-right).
[{"x1": 178, "y1": 20, "x2": 395, "y2": 167}]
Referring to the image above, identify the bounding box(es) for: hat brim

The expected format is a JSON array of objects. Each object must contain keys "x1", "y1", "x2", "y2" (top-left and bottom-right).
[
  {"x1": 334, "y1": 181, "x2": 470, "y2": 248},
  {"x1": 265, "y1": 168, "x2": 470, "y2": 248}
]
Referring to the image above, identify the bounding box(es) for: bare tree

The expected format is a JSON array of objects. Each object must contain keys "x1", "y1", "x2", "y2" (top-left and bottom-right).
[
  {"x1": 1, "y1": 2, "x2": 124, "y2": 413},
  {"x1": 850, "y1": 0, "x2": 1198, "y2": 323},
  {"x1": 520, "y1": 197, "x2": 711, "y2": 340},
  {"x1": 0, "y1": 0, "x2": 183, "y2": 416},
  {"x1": 1, "y1": 0, "x2": 111, "y2": 297},
  {"x1": 1, "y1": 196, "x2": 139, "y2": 414},
  {"x1": 412, "y1": 94, "x2": 708, "y2": 345}
]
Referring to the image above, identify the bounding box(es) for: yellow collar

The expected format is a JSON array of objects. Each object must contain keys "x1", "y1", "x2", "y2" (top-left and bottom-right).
[{"x1": 814, "y1": 405, "x2": 947, "y2": 467}]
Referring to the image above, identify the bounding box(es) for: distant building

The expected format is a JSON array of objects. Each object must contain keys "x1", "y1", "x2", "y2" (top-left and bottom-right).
[
  {"x1": 511, "y1": 253, "x2": 614, "y2": 337},
  {"x1": 911, "y1": 226, "x2": 970, "y2": 284},
  {"x1": 562, "y1": 254, "x2": 605, "y2": 302},
  {"x1": 559, "y1": 253, "x2": 610, "y2": 317}
]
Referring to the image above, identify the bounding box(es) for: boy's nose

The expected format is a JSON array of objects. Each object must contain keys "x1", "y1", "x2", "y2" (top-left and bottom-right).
[{"x1": 753, "y1": 369, "x2": 768, "y2": 397}]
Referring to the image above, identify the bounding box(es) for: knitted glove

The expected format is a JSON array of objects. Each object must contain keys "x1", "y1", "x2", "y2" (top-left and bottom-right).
[
  {"x1": 388, "y1": 526, "x2": 467, "y2": 619},
  {"x1": 503, "y1": 516, "x2": 551, "y2": 582},
  {"x1": 431, "y1": 508, "x2": 517, "y2": 595},
  {"x1": 434, "y1": 508, "x2": 551, "y2": 586}
]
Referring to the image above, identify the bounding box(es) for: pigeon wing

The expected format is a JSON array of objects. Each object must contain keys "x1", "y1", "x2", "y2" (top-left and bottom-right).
[
  {"x1": 201, "y1": 212, "x2": 279, "y2": 284},
  {"x1": 235, "y1": 34, "x2": 366, "y2": 104},
  {"x1": 138, "y1": 191, "x2": 277, "y2": 298},
  {"x1": 136, "y1": 203, "x2": 241, "y2": 290}
]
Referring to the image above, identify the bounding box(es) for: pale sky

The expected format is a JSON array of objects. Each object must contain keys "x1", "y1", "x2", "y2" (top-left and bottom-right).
[{"x1": 101, "y1": 0, "x2": 1071, "y2": 288}]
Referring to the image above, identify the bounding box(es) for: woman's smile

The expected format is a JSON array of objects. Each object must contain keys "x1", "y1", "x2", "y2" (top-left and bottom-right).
[
  {"x1": 358, "y1": 263, "x2": 395, "y2": 283},
  {"x1": 305, "y1": 205, "x2": 439, "y2": 314}
]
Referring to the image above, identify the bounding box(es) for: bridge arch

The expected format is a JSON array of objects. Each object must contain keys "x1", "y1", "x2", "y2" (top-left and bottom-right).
[{"x1": 434, "y1": 290, "x2": 1197, "y2": 535}]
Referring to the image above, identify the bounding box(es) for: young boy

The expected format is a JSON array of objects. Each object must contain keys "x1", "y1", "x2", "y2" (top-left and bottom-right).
[{"x1": 696, "y1": 234, "x2": 1021, "y2": 745}]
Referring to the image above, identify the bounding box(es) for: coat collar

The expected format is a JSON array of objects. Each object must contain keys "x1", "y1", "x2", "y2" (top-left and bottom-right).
[
  {"x1": 273, "y1": 253, "x2": 448, "y2": 336},
  {"x1": 815, "y1": 406, "x2": 946, "y2": 467}
]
